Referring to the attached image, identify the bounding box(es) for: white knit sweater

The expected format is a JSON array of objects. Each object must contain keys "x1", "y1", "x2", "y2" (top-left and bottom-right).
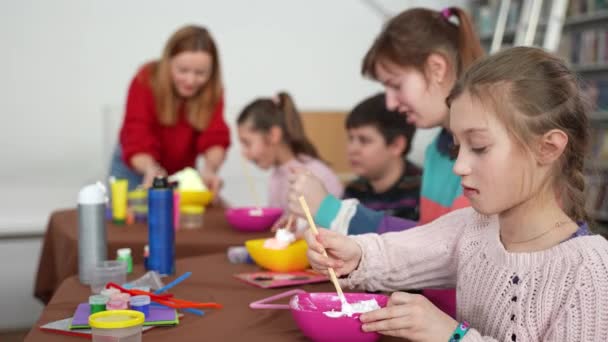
[{"x1": 343, "y1": 207, "x2": 608, "y2": 341}]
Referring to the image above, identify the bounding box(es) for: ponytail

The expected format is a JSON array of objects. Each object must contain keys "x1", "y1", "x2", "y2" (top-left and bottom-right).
[
  {"x1": 447, "y1": 7, "x2": 485, "y2": 74},
  {"x1": 237, "y1": 92, "x2": 320, "y2": 159},
  {"x1": 362, "y1": 7, "x2": 484, "y2": 79},
  {"x1": 276, "y1": 92, "x2": 320, "y2": 159}
]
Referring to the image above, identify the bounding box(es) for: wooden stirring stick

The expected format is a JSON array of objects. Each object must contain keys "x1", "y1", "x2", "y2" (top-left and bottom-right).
[{"x1": 298, "y1": 196, "x2": 349, "y2": 306}]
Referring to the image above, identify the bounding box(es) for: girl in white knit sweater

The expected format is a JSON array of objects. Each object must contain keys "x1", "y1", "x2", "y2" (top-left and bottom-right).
[{"x1": 303, "y1": 46, "x2": 608, "y2": 341}]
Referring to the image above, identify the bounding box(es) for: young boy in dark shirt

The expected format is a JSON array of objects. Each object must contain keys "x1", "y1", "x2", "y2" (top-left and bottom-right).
[{"x1": 344, "y1": 93, "x2": 421, "y2": 221}]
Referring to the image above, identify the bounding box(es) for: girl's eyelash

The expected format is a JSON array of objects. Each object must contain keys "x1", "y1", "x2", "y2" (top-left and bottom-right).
[{"x1": 471, "y1": 147, "x2": 487, "y2": 154}]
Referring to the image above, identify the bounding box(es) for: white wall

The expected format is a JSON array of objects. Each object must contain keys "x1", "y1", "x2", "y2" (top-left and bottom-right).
[
  {"x1": 0, "y1": 0, "x2": 463, "y2": 330},
  {"x1": 0, "y1": 0, "x2": 465, "y2": 234},
  {"x1": 0, "y1": 238, "x2": 44, "y2": 331}
]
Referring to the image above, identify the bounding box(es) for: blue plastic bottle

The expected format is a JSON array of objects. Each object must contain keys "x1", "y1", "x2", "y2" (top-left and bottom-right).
[{"x1": 147, "y1": 176, "x2": 175, "y2": 275}]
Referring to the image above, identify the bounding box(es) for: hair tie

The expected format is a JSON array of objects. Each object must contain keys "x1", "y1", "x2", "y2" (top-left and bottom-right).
[
  {"x1": 271, "y1": 95, "x2": 280, "y2": 105},
  {"x1": 441, "y1": 7, "x2": 453, "y2": 20}
]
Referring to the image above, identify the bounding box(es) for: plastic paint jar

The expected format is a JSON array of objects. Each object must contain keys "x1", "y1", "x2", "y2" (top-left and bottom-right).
[
  {"x1": 106, "y1": 298, "x2": 129, "y2": 310},
  {"x1": 89, "y1": 310, "x2": 144, "y2": 342},
  {"x1": 130, "y1": 295, "x2": 151, "y2": 318},
  {"x1": 110, "y1": 293, "x2": 131, "y2": 303},
  {"x1": 132, "y1": 205, "x2": 148, "y2": 222},
  {"x1": 128, "y1": 189, "x2": 148, "y2": 223},
  {"x1": 116, "y1": 248, "x2": 133, "y2": 274},
  {"x1": 227, "y1": 246, "x2": 253, "y2": 264},
  {"x1": 89, "y1": 295, "x2": 109, "y2": 314}
]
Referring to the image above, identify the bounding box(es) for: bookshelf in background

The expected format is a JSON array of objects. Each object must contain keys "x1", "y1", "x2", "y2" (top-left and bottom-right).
[
  {"x1": 558, "y1": 0, "x2": 608, "y2": 227},
  {"x1": 471, "y1": 0, "x2": 608, "y2": 227},
  {"x1": 471, "y1": 0, "x2": 553, "y2": 51}
]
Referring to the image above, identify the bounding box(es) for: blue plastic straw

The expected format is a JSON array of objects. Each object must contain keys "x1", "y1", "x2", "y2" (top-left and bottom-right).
[
  {"x1": 152, "y1": 272, "x2": 202, "y2": 316},
  {"x1": 181, "y1": 308, "x2": 205, "y2": 316},
  {"x1": 154, "y1": 272, "x2": 192, "y2": 294}
]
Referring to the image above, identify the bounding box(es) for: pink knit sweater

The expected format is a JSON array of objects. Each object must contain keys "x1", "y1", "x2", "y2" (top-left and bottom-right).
[{"x1": 343, "y1": 207, "x2": 608, "y2": 341}]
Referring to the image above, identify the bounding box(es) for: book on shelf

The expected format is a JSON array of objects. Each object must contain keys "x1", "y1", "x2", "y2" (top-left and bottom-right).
[
  {"x1": 568, "y1": 0, "x2": 608, "y2": 17},
  {"x1": 562, "y1": 29, "x2": 608, "y2": 66},
  {"x1": 473, "y1": 0, "x2": 545, "y2": 42},
  {"x1": 585, "y1": 172, "x2": 608, "y2": 222},
  {"x1": 586, "y1": 124, "x2": 608, "y2": 222}
]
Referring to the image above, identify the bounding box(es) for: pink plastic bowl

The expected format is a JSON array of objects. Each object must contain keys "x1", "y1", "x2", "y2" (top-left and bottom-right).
[
  {"x1": 225, "y1": 207, "x2": 283, "y2": 232},
  {"x1": 250, "y1": 289, "x2": 388, "y2": 342}
]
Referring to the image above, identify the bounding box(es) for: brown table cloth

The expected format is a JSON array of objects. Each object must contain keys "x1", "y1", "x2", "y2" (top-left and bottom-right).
[
  {"x1": 26, "y1": 253, "x2": 399, "y2": 342},
  {"x1": 34, "y1": 207, "x2": 270, "y2": 304}
]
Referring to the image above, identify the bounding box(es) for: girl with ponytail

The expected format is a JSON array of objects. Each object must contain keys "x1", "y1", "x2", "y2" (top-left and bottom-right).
[{"x1": 237, "y1": 92, "x2": 343, "y2": 211}]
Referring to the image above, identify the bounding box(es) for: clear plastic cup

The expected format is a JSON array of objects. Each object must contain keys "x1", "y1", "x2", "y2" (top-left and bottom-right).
[
  {"x1": 89, "y1": 310, "x2": 144, "y2": 342},
  {"x1": 123, "y1": 271, "x2": 164, "y2": 291},
  {"x1": 100, "y1": 288, "x2": 120, "y2": 298},
  {"x1": 180, "y1": 205, "x2": 204, "y2": 229},
  {"x1": 90, "y1": 260, "x2": 128, "y2": 294}
]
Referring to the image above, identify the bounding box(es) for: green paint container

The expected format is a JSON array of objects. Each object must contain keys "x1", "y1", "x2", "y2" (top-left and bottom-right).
[{"x1": 89, "y1": 294, "x2": 108, "y2": 314}]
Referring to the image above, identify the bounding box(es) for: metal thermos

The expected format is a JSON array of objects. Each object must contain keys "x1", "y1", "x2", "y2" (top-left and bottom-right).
[{"x1": 78, "y1": 182, "x2": 108, "y2": 284}]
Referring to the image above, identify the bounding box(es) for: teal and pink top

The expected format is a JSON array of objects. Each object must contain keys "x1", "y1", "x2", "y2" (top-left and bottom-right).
[{"x1": 419, "y1": 129, "x2": 469, "y2": 224}]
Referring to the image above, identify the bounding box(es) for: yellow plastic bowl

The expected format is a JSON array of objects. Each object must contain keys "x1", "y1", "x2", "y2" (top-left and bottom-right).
[
  {"x1": 245, "y1": 238, "x2": 310, "y2": 272},
  {"x1": 179, "y1": 190, "x2": 213, "y2": 207}
]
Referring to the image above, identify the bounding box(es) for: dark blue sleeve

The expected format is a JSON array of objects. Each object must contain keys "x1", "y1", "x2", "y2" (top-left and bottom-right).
[{"x1": 348, "y1": 204, "x2": 418, "y2": 235}]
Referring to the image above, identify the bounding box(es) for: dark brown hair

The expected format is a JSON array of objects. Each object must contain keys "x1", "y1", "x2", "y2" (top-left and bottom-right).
[
  {"x1": 346, "y1": 93, "x2": 416, "y2": 156},
  {"x1": 237, "y1": 92, "x2": 320, "y2": 159},
  {"x1": 150, "y1": 25, "x2": 222, "y2": 130},
  {"x1": 362, "y1": 7, "x2": 484, "y2": 80},
  {"x1": 447, "y1": 46, "x2": 591, "y2": 222}
]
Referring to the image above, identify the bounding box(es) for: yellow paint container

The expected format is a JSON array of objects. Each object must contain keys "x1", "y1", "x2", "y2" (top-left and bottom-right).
[{"x1": 111, "y1": 179, "x2": 128, "y2": 224}]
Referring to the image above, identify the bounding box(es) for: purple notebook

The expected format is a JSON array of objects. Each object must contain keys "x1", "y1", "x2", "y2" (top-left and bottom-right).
[{"x1": 70, "y1": 303, "x2": 178, "y2": 329}]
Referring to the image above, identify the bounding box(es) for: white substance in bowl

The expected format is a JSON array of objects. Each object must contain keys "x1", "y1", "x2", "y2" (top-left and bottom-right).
[
  {"x1": 275, "y1": 228, "x2": 296, "y2": 244},
  {"x1": 323, "y1": 299, "x2": 380, "y2": 318},
  {"x1": 263, "y1": 228, "x2": 297, "y2": 249},
  {"x1": 249, "y1": 208, "x2": 263, "y2": 216}
]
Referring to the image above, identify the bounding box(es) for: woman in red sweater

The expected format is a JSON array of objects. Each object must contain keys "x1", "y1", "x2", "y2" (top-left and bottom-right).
[{"x1": 109, "y1": 25, "x2": 230, "y2": 193}]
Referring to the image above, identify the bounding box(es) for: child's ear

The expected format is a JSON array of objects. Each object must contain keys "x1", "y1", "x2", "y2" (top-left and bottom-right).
[
  {"x1": 425, "y1": 53, "x2": 449, "y2": 85},
  {"x1": 536, "y1": 129, "x2": 568, "y2": 165},
  {"x1": 389, "y1": 136, "x2": 407, "y2": 157},
  {"x1": 268, "y1": 125, "x2": 283, "y2": 144}
]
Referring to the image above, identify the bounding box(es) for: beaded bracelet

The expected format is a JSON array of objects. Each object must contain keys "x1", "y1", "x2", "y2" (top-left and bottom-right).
[{"x1": 449, "y1": 321, "x2": 470, "y2": 341}]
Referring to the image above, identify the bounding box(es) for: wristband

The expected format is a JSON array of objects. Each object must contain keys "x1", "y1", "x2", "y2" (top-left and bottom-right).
[{"x1": 449, "y1": 321, "x2": 470, "y2": 341}]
